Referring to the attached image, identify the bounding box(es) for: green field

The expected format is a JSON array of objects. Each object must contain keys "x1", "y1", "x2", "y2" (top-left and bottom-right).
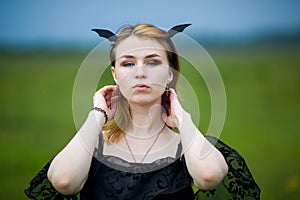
[{"x1": 0, "y1": 42, "x2": 299, "y2": 199}]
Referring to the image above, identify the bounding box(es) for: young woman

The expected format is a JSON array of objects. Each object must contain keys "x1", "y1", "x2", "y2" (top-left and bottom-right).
[{"x1": 25, "y1": 24, "x2": 260, "y2": 200}]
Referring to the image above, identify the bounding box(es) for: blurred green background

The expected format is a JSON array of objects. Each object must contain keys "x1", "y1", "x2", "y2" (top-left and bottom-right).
[
  {"x1": 1, "y1": 1, "x2": 300, "y2": 199},
  {"x1": 0, "y1": 40, "x2": 299, "y2": 199}
]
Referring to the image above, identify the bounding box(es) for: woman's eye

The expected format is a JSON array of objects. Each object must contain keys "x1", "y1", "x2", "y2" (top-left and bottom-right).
[
  {"x1": 123, "y1": 62, "x2": 135, "y2": 67},
  {"x1": 146, "y1": 61, "x2": 158, "y2": 66}
]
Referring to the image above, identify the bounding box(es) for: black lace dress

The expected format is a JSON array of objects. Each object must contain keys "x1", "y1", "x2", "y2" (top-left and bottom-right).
[{"x1": 25, "y1": 136, "x2": 261, "y2": 200}]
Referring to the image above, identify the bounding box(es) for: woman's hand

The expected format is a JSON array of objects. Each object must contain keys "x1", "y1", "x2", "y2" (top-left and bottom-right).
[
  {"x1": 161, "y1": 88, "x2": 184, "y2": 128},
  {"x1": 93, "y1": 85, "x2": 119, "y2": 121}
]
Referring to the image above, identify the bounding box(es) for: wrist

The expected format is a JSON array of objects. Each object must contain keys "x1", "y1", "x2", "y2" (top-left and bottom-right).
[
  {"x1": 177, "y1": 110, "x2": 190, "y2": 130},
  {"x1": 91, "y1": 107, "x2": 108, "y2": 124}
]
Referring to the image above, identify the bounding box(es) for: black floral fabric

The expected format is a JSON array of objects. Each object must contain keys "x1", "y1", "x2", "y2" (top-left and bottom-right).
[
  {"x1": 80, "y1": 156, "x2": 194, "y2": 199},
  {"x1": 25, "y1": 136, "x2": 260, "y2": 200},
  {"x1": 194, "y1": 136, "x2": 261, "y2": 200},
  {"x1": 24, "y1": 160, "x2": 79, "y2": 200}
]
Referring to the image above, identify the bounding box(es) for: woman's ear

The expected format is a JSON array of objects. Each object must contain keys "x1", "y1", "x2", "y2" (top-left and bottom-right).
[
  {"x1": 167, "y1": 69, "x2": 173, "y2": 83},
  {"x1": 111, "y1": 66, "x2": 119, "y2": 85}
]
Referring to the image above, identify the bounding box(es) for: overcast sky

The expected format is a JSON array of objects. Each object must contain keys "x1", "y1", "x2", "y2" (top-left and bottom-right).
[{"x1": 0, "y1": 0, "x2": 299, "y2": 47}]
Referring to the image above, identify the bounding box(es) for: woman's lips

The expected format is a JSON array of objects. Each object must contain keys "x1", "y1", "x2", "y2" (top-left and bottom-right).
[{"x1": 133, "y1": 84, "x2": 150, "y2": 91}]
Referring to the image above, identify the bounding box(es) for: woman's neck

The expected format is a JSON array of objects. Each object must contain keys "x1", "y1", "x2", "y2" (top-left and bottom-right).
[{"x1": 127, "y1": 103, "x2": 165, "y2": 138}]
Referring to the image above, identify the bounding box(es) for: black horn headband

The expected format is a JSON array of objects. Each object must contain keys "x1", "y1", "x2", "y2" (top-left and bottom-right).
[{"x1": 92, "y1": 23, "x2": 191, "y2": 42}]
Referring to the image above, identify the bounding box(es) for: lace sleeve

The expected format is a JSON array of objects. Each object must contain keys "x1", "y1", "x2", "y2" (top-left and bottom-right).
[
  {"x1": 194, "y1": 136, "x2": 261, "y2": 200},
  {"x1": 24, "y1": 160, "x2": 79, "y2": 200}
]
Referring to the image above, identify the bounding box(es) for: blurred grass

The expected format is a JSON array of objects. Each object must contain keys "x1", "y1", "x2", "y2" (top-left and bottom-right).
[{"x1": 0, "y1": 42, "x2": 299, "y2": 199}]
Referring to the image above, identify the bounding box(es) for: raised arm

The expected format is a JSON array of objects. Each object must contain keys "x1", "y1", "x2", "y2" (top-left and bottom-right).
[
  {"x1": 47, "y1": 85, "x2": 118, "y2": 195},
  {"x1": 162, "y1": 88, "x2": 228, "y2": 190}
]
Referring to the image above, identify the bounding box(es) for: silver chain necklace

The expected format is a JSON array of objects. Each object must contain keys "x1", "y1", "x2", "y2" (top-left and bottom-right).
[{"x1": 124, "y1": 125, "x2": 165, "y2": 163}]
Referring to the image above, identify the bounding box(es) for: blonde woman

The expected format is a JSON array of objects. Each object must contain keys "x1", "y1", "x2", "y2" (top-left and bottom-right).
[{"x1": 25, "y1": 24, "x2": 260, "y2": 200}]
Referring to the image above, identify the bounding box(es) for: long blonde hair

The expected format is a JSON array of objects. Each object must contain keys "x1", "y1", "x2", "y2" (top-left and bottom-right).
[{"x1": 103, "y1": 24, "x2": 180, "y2": 144}]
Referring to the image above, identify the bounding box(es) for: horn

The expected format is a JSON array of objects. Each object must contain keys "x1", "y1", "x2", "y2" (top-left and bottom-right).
[
  {"x1": 91, "y1": 29, "x2": 117, "y2": 42},
  {"x1": 167, "y1": 24, "x2": 191, "y2": 37}
]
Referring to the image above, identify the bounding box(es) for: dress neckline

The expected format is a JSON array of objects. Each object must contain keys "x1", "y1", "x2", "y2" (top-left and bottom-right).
[{"x1": 93, "y1": 133, "x2": 183, "y2": 173}]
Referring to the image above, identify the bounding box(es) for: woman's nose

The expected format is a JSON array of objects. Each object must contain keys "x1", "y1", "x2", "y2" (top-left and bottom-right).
[{"x1": 134, "y1": 65, "x2": 147, "y2": 79}]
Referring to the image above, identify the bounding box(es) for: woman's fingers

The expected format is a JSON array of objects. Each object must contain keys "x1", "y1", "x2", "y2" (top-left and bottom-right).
[
  {"x1": 99, "y1": 85, "x2": 118, "y2": 98},
  {"x1": 169, "y1": 88, "x2": 178, "y2": 101},
  {"x1": 94, "y1": 86, "x2": 113, "y2": 106},
  {"x1": 94, "y1": 85, "x2": 119, "y2": 120},
  {"x1": 163, "y1": 88, "x2": 183, "y2": 128}
]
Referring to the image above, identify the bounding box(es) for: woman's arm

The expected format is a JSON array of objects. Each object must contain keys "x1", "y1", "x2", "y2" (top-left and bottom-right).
[
  {"x1": 47, "y1": 85, "x2": 118, "y2": 195},
  {"x1": 47, "y1": 111, "x2": 105, "y2": 195},
  {"x1": 162, "y1": 88, "x2": 228, "y2": 190},
  {"x1": 178, "y1": 111, "x2": 228, "y2": 190}
]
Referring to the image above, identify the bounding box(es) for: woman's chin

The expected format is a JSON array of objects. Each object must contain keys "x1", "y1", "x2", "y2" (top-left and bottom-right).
[
  {"x1": 127, "y1": 97, "x2": 160, "y2": 107},
  {"x1": 128, "y1": 99, "x2": 151, "y2": 106}
]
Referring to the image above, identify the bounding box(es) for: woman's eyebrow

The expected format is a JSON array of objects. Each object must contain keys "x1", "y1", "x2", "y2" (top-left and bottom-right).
[
  {"x1": 145, "y1": 53, "x2": 161, "y2": 59},
  {"x1": 120, "y1": 55, "x2": 135, "y2": 59},
  {"x1": 120, "y1": 54, "x2": 161, "y2": 59}
]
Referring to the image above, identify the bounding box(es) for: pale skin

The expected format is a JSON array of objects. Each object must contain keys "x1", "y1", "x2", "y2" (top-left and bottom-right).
[{"x1": 47, "y1": 36, "x2": 228, "y2": 195}]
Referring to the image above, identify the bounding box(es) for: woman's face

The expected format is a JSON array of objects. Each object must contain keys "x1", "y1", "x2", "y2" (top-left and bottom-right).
[{"x1": 112, "y1": 35, "x2": 173, "y2": 106}]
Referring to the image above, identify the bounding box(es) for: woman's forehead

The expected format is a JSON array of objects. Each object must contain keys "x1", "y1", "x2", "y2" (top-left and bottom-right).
[{"x1": 115, "y1": 36, "x2": 166, "y2": 58}]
